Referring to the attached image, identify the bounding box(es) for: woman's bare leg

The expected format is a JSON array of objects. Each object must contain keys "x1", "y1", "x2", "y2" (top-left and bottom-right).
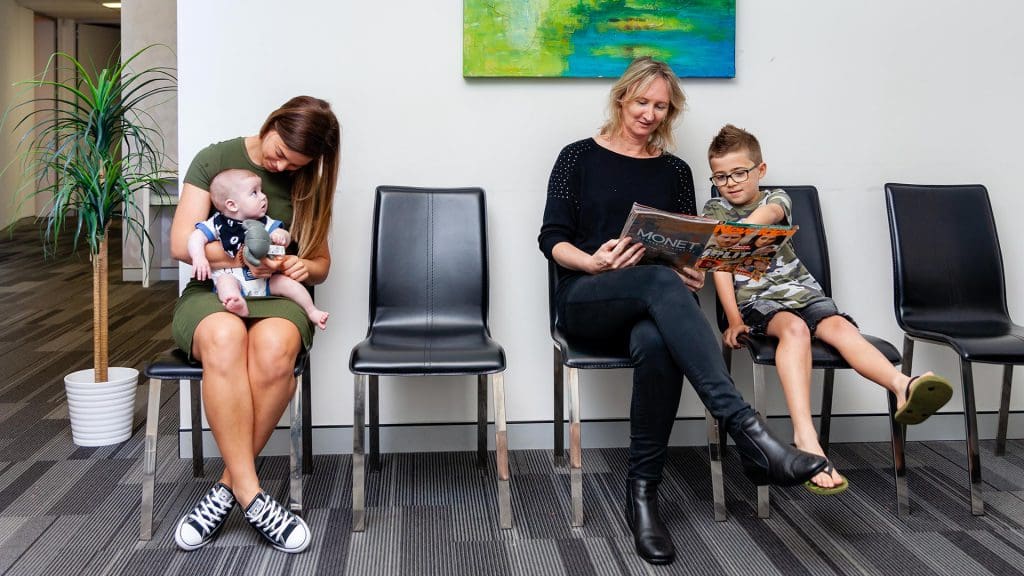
[{"x1": 192, "y1": 312, "x2": 262, "y2": 502}]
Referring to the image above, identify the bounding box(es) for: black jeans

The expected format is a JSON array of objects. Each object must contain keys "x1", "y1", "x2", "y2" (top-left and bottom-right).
[{"x1": 558, "y1": 266, "x2": 755, "y2": 480}]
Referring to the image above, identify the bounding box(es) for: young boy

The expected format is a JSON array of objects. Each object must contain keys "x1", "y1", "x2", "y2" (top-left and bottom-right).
[
  {"x1": 702, "y1": 124, "x2": 952, "y2": 495},
  {"x1": 188, "y1": 168, "x2": 329, "y2": 330}
]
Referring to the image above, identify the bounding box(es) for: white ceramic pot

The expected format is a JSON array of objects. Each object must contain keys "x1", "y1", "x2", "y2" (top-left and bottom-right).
[{"x1": 64, "y1": 367, "x2": 139, "y2": 447}]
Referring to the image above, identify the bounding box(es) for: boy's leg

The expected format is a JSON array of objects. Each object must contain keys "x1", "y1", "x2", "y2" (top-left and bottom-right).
[
  {"x1": 214, "y1": 273, "x2": 249, "y2": 317},
  {"x1": 766, "y1": 312, "x2": 842, "y2": 488},
  {"x1": 813, "y1": 316, "x2": 911, "y2": 405},
  {"x1": 269, "y1": 275, "x2": 329, "y2": 330}
]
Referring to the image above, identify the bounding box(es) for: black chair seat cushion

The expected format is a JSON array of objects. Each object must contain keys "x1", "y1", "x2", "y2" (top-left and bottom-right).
[
  {"x1": 350, "y1": 325, "x2": 505, "y2": 375},
  {"x1": 552, "y1": 327, "x2": 635, "y2": 369},
  {"x1": 904, "y1": 323, "x2": 1024, "y2": 364},
  {"x1": 143, "y1": 348, "x2": 307, "y2": 380},
  {"x1": 742, "y1": 333, "x2": 901, "y2": 368}
]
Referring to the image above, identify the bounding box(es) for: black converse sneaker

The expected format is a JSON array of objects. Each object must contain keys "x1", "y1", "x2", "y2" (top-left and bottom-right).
[
  {"x1": 243, "y1": 491, "x2": 311, "y2": 553},
  {"x1": 174, "y1": 482, "x2": 236, "y2": 551}
]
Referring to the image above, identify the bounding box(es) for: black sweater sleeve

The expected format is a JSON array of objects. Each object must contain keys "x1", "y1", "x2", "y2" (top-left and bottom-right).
[{"x1": 538, "y1": 142, "x2": 582, "y2": 259}]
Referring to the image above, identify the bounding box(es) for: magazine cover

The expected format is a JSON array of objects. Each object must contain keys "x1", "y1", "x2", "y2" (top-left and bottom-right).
[{"x1": 619, "y1": 203, "x2": 796, "y2": 280}]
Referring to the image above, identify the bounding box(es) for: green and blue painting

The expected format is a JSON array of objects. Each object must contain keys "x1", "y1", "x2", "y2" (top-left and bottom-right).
[{"x1": 463, "y1": 0, "x2": 735, "y2": 78}]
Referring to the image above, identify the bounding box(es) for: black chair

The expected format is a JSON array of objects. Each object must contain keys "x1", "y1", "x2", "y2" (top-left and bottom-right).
[
  {"x1": 139, "y1": 348, "x2": 309, "y2": 540},
  {"x1": 350, "y1": 186, "x2": 511, "y2": 532},
  {"x1": 886, "y1": 183, "x2": 1024, "y2": 516},
  {"x1": 548, "y1": 261, "x2": 728, "y2": 525},
  {"x1": 714, "y1": 186, "x2": 901, "y2": 518}
]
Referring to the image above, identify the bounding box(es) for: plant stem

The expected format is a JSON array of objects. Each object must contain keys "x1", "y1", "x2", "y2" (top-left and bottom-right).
[{"x1": 93, "y1": 231, "x2": 109, "y2": 382}]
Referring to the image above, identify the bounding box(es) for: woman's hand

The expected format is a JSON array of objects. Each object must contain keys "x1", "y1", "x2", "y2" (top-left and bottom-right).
[
  {"x1": 722, "y1": 321, "x2": 750, "y2": 349},
  {"x1": 588, "y1": 237, "x2": 644, "y2": 274},
  {"x1": 676, "y1": 265, "x2": 706, "y2": 292},
  {"x1": 243, "y1": 252, "x2": 280, "y2": 279},
  {"x1": 278, "y1": 255, "x2": 310, "y2": 283}
]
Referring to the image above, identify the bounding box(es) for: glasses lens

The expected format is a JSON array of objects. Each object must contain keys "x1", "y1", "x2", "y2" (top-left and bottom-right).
[
  {"x1": 711, "y1": 174, "x2": 727, "y2": 186},
  {"x1": 730, "y1": 169, "x2": 749, "y2": 184}
]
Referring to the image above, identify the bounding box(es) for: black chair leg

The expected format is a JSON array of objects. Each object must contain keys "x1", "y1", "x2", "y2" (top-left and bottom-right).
[
  {"x1": 369, "y1": 375, "x2": 380, "y2": 472},
  {"x1": 890, "y1": 336, "x2": 914, "y2": 517},
  {"x1": 302, "y1": 358, "x2": 313, "y2": 475},
  {"x1": 553, "y1": 347, "x2": 565, "y2": 467},
  {"x1": 960, "y1": 359, "x2": 985, "y2": 515},
  {"x1": 477, "y1": 375, "x2": 487, "y2": 470},
  {"x1": 997, "y1": 365, "x2": 1013, "y2": 456},
  {"x1": 190, "y1": 379, "x2": 204, "y2": 478},
  {"x1": 820, "y1": 369, "x2": 835, "y2": 454}
]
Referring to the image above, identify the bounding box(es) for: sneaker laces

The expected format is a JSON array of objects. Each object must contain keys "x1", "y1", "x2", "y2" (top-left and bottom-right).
[
  {"x1": 188, "y1": 488, "x2": 233, "y2": 534},
  {"x1": 248, "y1": 497, "x2": 294, "y2": 543}
]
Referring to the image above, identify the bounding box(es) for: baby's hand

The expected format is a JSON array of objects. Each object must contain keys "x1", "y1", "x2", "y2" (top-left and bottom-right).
[
  {"x1": 270, "y1": 229, "x2": 291, "y2": 246},
  {"x1": 192, "y1": 256, "x2": 211, "y2": 281}
]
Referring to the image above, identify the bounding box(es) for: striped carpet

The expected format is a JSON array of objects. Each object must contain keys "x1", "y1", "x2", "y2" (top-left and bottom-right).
[{"x1": 3, "y1": 219, "x2": 1024, "y2": 575}]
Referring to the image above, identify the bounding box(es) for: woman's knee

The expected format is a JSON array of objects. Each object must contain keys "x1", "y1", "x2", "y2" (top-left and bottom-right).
[
  {"x1": 248, "y1": 321, "x2": 301, "y2": 383},
  {"x1": 193, "y1": 314, "x2": 248, "y2": 367}
]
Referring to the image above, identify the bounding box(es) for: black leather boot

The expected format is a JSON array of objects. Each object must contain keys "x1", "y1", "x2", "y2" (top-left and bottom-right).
[
  {"x1": 626, "y1": 479, "x2": 675, "y2": 565},
  {"x1": 731, "y1": 413, "x2": 827, "y2": 486}
]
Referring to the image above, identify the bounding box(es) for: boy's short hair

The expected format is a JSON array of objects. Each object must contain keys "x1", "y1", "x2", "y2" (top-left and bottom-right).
[
  {"x1": 209, "y1": 168, "x2": 258, "y2": 208},
  {"x1": 708, "y1": 124, "x2": 763, "y2": 164}
]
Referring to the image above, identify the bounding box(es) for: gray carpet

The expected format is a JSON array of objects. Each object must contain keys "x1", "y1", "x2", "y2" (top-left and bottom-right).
[{"x1": 3, "y1": 218, "x2": 1024, "y2": 575}]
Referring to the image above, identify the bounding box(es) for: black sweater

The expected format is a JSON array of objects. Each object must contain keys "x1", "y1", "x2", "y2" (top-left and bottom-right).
[{"x1": 538, "y1": 137, "x2": 696, "y2": 287}]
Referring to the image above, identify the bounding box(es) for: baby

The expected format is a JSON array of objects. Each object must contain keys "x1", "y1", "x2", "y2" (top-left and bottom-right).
[{"x1": 188, "y1": 169, "x2": 328, "y2": 329}]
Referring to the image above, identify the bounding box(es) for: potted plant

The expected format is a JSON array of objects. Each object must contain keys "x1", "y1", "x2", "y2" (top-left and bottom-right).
[{"x1": 2, "y1": 46, "x2": 176, "y2": 446}]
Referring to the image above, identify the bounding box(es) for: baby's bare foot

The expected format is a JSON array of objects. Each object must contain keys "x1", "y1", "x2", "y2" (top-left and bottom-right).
[
  {"x1": 308, "y1": 309, "x2": 328, "y2": 330},
  {"x1": 222, "y1": 295, "x2": 249, "y2": 317}
]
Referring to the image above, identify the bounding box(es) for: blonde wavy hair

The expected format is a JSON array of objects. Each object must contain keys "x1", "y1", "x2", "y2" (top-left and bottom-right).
[
  {"x1": 599, "y1": 57, "x2": 686, "y2": 155},
  {"x1": 259, "y1": 96, "x2": 341, "y2": 260}
]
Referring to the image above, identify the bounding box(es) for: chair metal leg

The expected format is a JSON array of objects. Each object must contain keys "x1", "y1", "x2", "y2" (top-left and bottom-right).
[
  {"x1": 891, "y1": 336, "x2": 913, "y2": 517},
  {"x1": 568, "y1": 366, "x2": 583, "y2": 527},
  {"x1": 887, "y1": 389, "x2": 909, "y2": 517},
  {"x1": 302, "y1": 357, "x2": 313, "y2": 475},
  {"x1": 706, "y1": 409, "x2": 727, "y2": 522},
  {"x1": 752, "y1": 364, "x2": 770, "y2": 519},
  {"x1": 190, "y1": 379, "x2": 203, "y2": 478},
  {"x1": 140, "y1": 377, "x2": 162, "y2": 541},
  {"x1": 960, "y1": 359, "x2": 985, "y2": 515},
  {"x1": 477, "y1": 375, "x2": 487, "y2": 470},
  {"x1": 996, "y1": 365, "x2": 1013, "y2": 456},
  {"x1": 491, "y1": 373, "x2": 512, "y2": 529},
  {"x1": 820, "y1": 369, "x2": 835, "y2": 454},
  {"x1": 369, "y1": 375, "x2": 380, "y2": 472},
  {"x1": 719, "y1": 345, "x2": 731, "y2": 460},
  {"x1": 352, "y1": 374, "x2": 367, "y2": 532},
  {"x1": 553, "y1": 346, "x2": 565, "y2": 468},
  {"x1": 288, "y1": 374, "x2": 303, "y2": 515}
]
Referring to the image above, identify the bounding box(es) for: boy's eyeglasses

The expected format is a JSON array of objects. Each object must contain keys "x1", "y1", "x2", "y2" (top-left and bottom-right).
[{"x1": 710, "y1": 165, "x2": 758, "y2": 186}]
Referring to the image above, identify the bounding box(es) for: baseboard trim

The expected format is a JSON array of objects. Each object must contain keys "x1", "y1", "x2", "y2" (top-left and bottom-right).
[{"x1": 178, "y1": 411, "x2": 1024, "y2": 458}]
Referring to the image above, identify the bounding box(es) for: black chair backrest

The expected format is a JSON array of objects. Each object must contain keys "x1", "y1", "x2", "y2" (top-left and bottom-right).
[
  {"x1": 369, "y1": 186, "x2": 489, "y2": 329},
  {"x1": 710, "y1": 186, "x2": 831, "y2": 328},
  {"x1": 885, "y1": 183, "x2": 1010, "y2": 329}
]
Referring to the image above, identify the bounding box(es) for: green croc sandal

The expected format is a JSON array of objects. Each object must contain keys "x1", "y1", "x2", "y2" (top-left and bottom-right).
[
  {"x1": 894, "y1": 374, "x2": 954, "y2": 425},
  {"x1": 804, "y1": 460, "x2": 848, "y2": 496}
]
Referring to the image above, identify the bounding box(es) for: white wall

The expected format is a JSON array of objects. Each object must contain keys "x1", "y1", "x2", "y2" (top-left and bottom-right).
[
  {"x1": 0, "y1": 0, "x2": 36, "y2": 225},
  {"x1": 178, "y1": 0, "x2": 1024, "y2": 445}
]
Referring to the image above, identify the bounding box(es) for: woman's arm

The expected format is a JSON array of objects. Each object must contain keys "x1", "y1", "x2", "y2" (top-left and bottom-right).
[
  {"x1": 551, "y1": 238, "x2": 644, "y2": 275},
  {"x1": 276, "y1": 240, "x2": 331, "y2": 285},
  {"x1": 170, "y1": 183, "x2": 237, "y2": 269}
]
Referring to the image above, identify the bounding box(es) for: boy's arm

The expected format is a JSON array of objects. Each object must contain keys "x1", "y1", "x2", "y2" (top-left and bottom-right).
[
  {"x1": 713, "y1": 270, "x2": 749, "y2": 349},
  {"x1": 187, "y1": 229, "x2": 213, "y2": 281},
  {"x1": 741, "y1": 203, "x2": 785, "y2": 225}
]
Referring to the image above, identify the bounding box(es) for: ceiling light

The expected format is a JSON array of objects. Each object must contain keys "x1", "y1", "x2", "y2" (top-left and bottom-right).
[{"x1": 101, "y1": 2, "x2": 121, "y2": 8}]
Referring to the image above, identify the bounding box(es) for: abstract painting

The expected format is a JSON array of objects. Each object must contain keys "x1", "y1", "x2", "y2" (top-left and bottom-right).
[{"x1": 464, "y1": 0, "x2": 735, "y2": 78}]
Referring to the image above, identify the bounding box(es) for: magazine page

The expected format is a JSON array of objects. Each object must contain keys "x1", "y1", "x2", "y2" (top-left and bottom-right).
[
  {"x1": 619, "y1": 203, "x2": 718, "y2": 273},
  {"x1": 695, "y1": 223, "x2": 797, "y2": 279}
]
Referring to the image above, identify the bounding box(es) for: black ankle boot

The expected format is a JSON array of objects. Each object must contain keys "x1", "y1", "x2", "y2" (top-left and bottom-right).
[
  {"x1": 731, "y1": 413, "x2": 827, "y2": 486},
  {"x1": 626, "y1": 479, "x2": 675, "y2": 565}
]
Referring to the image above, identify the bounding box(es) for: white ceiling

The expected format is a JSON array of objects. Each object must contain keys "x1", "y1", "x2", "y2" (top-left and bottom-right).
[{"x1": 17, "y1": 0, "x2": 120, "y2": 23}]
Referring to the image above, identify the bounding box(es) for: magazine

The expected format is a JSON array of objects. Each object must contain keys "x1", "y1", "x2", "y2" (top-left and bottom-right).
[{"x1": 618, "y1": 203, "x2": 797, "y2": 279}]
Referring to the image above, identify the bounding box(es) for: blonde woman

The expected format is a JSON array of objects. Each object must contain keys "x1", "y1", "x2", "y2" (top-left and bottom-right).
[{"x1": 538, "y1": 58, "x2": 825, "y2": 565}]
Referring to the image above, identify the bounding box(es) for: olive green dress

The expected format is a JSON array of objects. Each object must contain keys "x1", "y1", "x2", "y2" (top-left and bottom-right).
[{"x1": 171, "y1": 137, "x2": 314, "y2": 357}]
